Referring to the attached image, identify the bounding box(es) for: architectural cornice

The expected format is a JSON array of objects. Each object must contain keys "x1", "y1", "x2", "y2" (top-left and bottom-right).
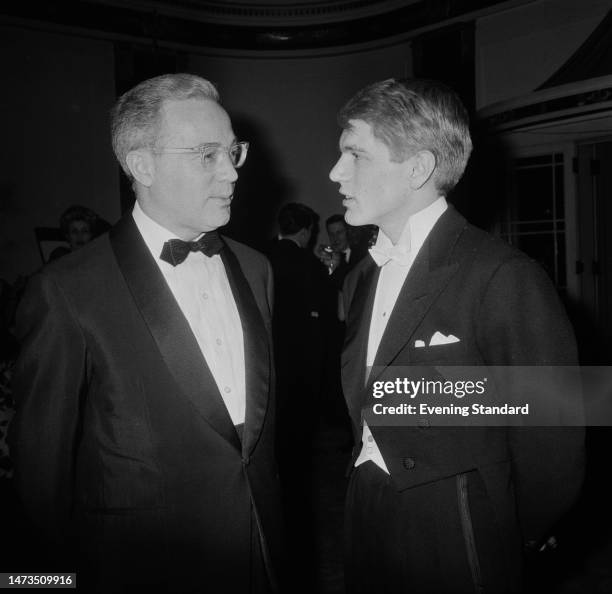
[
  {"x1": 86, "y1": 0, "x2": 414, "y2": 27},
  {"x1": 0, "y1": 0, "x2": 530, "y2": 51},
  {"x1": 478, "y1": 75, "x2": 612, "y2": 132}
]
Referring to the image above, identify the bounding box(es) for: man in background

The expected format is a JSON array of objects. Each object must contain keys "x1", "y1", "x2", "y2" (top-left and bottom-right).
[
  {"x1": 322, "y1": 214, "x2": 368, "y2": 291},
  {"x1": 11, "y1": 73, "x2": 281, "y2": 593},
  {"x1": 266, "y1": 201, "x2": 335, "y2": 593},
  {"x1": 267, "y1": 203, "x2": 332, "y2": 470}
]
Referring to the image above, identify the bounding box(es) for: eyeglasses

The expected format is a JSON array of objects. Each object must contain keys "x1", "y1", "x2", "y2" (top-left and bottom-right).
[{"x1": 153, "y1": 141, "x2": 249, "y2": 169}]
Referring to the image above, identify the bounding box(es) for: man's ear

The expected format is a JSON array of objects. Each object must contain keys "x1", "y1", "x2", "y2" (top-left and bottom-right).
[
  {"x1": 299, "y1": 227, "x2": 311, "y2": 247},
  {"x1": 125, "y1": 149, "x2": 155, "y2": 187},
  {"x1": 406, "y1": 150, "x2": 436, "y2": 190}
]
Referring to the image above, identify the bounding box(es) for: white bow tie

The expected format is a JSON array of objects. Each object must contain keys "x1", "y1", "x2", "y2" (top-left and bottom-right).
[{"x1": 369, "y1": 245, "x2": 412, "y2": 267}]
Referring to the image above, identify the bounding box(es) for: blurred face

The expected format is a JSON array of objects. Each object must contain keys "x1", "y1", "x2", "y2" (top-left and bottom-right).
[
  {"x1": 145, "y1": 98, "x2": 238, "y2": 239},
  {"x1": 67, "y1": 220, "x2": 92, "y2": 250},
  {"x1": 327, "y1": 221, "x2": 348, "y2": 252},
  {"x1": 329, "y1": 119, "x2": 412, "y2": 241}
]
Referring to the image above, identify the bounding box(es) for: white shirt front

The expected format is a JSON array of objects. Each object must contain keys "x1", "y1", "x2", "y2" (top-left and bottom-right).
[
  {"x1": 132, "y1": 202, "x2": 246, "y2": 425},
  {"x1": 355, "y1": 197, "x2": 448, "y2": 473}
]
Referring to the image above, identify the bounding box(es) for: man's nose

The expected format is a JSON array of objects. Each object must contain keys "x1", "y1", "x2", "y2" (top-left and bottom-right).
[
  {"x1": 329, "y1": 158, "x2": 342, "y2": 183},
  {"x1": 218, "y1": 154, "x2": 239, "y2": 182},
  {"x1": 329, "y1": 155, "x2": 348, "y2": 183}
]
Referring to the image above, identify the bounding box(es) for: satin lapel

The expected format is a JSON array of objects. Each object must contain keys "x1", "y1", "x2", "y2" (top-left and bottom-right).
[
  {"x1": 109, "y1": 215, "x2": 241, "y2": 451},
  {"x1": 220, "y1": 245, "x2": 270, "y2": 458},
  {"x1": 341, "y1": 258, "x2": 380, "y2": 425},
  {"x1": 370, "y1": 207, "x2": 466, "y2": 384},
  {"x1": 370, "y1": 256, "x2": 459, "y2": 376}
]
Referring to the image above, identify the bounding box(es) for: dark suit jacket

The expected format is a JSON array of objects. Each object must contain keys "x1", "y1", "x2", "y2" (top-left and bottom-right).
[
  {"x1": 266, "y1": 239, "x2": 335, "y2": 460},
  {"x1": 342, "y1": 206, "x2": 584, "y2": 591},
  {"x1": 10, "y1": 215, "x2": 282, "y2": 593},
  {"x1": 329, "y1": 244, "x2": 368, "y2": 292},
  {"x1": 266, "y1": 238, "x2": 334, "y2": 341}
]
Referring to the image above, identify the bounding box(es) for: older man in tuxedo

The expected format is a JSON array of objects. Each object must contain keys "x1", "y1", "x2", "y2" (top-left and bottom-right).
[
  {"x1": 11, "y1": 74, "x2": 281, "y2": 593},
  {"x1": 329, "y1": 78, "x2": 584, "y2": 593}
]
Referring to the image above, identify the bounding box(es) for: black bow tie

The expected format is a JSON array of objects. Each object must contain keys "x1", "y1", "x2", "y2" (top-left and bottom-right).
[{"x1": 159, "y1": 231, "x2": 224, "y2": 266}]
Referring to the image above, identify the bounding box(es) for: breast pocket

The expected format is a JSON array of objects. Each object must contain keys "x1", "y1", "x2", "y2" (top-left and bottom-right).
[{"x1": 411, "y1": 339, "x2": 472, "y2": 365}]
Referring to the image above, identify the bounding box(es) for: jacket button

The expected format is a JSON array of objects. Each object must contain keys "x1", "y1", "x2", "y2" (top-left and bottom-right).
[
  {"x1": 402, "y1": 457, "x2": 416, "y2": 470},
  {"x1": 242, "y1": 456, "x2": 250, "y2": 465}
]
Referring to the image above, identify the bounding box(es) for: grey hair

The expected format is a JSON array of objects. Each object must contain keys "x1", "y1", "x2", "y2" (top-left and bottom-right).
[
  {"x1": 110, "y1": 73, "x2": 220, "y2": 179},
  {"x1": 337, "y1": 78, "x2": 472, "y2": 195}
]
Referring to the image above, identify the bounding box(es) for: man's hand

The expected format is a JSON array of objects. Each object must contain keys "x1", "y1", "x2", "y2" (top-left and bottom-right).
[{"x1": 317, "y1": 245, "x2": 341, "y2": 274}]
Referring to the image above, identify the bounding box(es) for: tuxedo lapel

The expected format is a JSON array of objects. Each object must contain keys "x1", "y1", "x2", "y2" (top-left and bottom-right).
[
  {"x1": 220, "y1": 245, "x2": 271, "y2": 458},
  {"x1": 371, "y1": 255, "x2": 459, "y2": 371},
  {"x1": 342, "y1": 258, "x2": 380, "y2": 424},
  {"x1": 369, "y1": 207, "x2": 466, "y2": 383},
  {"x1": 110, "y1": 215, "x2": 241, "y2": 451}
]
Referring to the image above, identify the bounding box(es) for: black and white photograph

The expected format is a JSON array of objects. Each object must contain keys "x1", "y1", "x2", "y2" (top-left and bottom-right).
[{"x1": 1, "y1": 1, "x2": 611, "y2": 592}]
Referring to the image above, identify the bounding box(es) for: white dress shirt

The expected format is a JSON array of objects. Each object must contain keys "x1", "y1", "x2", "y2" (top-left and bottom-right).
[
  {"x1": 132, "y1": 202, "x2": 246, "y2": 425},
  {"x1": 355, "y1": 197, "x2": 448, "y2": 473}
]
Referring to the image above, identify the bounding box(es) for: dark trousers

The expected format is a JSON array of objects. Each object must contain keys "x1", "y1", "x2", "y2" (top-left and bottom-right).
[{"x1": 344, "y1": 461, "x2": 523, "y2": 594}]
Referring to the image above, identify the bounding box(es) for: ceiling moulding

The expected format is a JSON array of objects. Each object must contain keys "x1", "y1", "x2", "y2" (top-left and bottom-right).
[
  {"x1": 0, "y1": 0, "x2": 533, "y2": 52},
  {"x1": 85, "y1": 0, "x2": 417, "y2": 27},
  {"x1": 478, "y1": 75, "x2": 612, "y2": 133},
  {"x1": 480, "y1": 10, "x2": 612, "y2": 134}
]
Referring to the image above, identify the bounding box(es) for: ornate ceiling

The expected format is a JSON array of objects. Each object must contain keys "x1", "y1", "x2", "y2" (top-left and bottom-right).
[
  {"x1": 0, "y1": 0, "x2": 526, "y2": 51},
  {"x1": 90, "y1": 0, "x2": 417, "y2": 26}
]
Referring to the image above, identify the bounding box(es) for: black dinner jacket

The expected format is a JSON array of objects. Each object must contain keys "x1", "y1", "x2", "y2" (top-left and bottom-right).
[
  {"x1": 329, "y1": 244, "x2": 368, "y2": 291},
  {"x1": 341, "y1": 205, "x2": 584, "y2": 544},
  {"x1": 10, "y1": 214, "x2": 282, "y2": 593}
]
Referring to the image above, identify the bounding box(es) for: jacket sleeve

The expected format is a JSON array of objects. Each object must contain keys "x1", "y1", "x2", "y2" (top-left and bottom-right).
[
  {"x1": 476, "y1": 256, "x2": 585, "y2": 544},
  {"x1": 9, "y1": 270, "x2": 88, "y2": 548}
]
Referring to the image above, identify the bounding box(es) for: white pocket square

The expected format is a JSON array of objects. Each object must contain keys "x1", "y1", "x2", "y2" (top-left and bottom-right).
[
  {"x1": 414, "y1": 340, "x2": 426, "y2": 348},
  {"x1": 428, "y1": 331, "x2": 460, "y2": 346}
]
